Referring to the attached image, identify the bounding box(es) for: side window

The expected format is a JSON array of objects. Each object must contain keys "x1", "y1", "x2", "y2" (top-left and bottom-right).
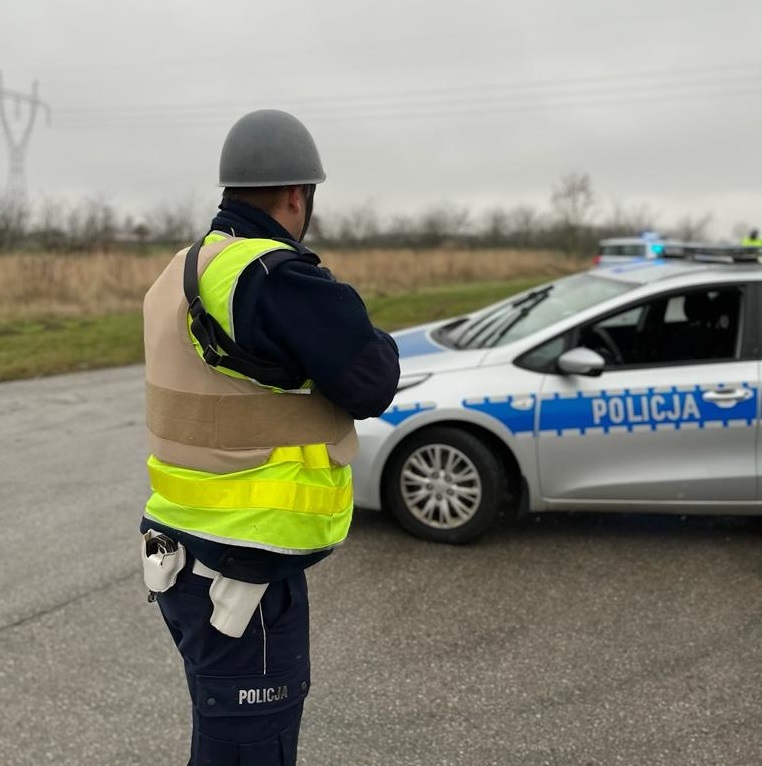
[
  {"x1": 517, "y1": 336, "x2": 567, "y2": 372},
  {"x1": 664, "y1": 295, "x2": 687, "y2": 323},
  {"x1": 577, "y1": 287, "x2": 743, "y2": 368}
]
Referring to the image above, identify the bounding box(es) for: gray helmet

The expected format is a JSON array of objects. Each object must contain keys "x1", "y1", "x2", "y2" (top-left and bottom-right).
[{"x1": 218, "y1": 109, "x2": 326, "y2": 188}]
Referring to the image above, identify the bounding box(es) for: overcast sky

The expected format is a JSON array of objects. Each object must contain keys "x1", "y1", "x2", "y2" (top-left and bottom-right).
[{"x1": 2, "y1": 0, "x2": 761, "y2": 238}]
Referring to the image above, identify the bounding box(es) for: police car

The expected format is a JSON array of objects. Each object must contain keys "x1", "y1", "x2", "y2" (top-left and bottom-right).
[
  {"x1": 352, "y1": 246, "x2": 762, "y2": 543},
  {"x1": 595, "y1": 232, "x2": 672, "y2": 265}
]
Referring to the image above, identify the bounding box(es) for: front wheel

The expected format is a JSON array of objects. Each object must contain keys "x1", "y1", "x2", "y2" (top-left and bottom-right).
[{"x1": 384, "y1": 427, "x2": 509, "y2": 544}]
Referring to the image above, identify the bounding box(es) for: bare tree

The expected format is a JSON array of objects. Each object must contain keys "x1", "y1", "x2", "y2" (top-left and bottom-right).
[
  {"x1": 385, "y1": 214, "x2": 416, "y2": 247},
  {"x1": 551, "y1": 172, "x2": 595, "y2": 226},
  {"x1": 415, "y1": 204, "x2": 471, "y2": 247},
  {"x1": 0, "y1": 194, "x2": 29, "y2": 250},
  {"x1": 506, "y1": 205, "x2": 541, "y2": 248},
  {"x1": 63, "y1": 196, "x2": 119, "y2": 251},
  {"x1": 600, "y1": 203, "x2": 660, "y2": 239},
  {"x1": 668, "y1": 213, "x2": 713, "y2": 242},
  {"x1": 34, "y1": 197, "x2": 67, "y2": 251},
  {"x1": 481, "y1": 207, "x2": 511, "y2": 245},
  {"x1": 335, "y1": 203, "x2": 381, "y2": 246},
  {"x1": 86, "y1": 196, "x2": 118, "y2": 251},
  {"x1": 480, "y1": 205, "x2": 541, "y2": 247},
  {"x1": 550, "y1": 172, "x2": 596, "y2": 255},
  {"x1": 145, "y1": 196, "x2": 205, "y2": 245}
]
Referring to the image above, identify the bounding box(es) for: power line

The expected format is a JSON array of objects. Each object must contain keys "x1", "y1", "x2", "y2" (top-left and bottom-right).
[
  {"x1": 52, "y1": 74, "x2": 762, "y2": 130},
  {"x1": 53, "y1": 59, "x2": 762, "y2": 121}
]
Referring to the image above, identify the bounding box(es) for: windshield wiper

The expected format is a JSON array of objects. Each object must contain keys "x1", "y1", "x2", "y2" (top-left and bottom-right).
[
  {"x1": 449, "y1": 304, "x2": 506, "y2": 349},
  {"x1": 453, "y1": 285, "x2": 553, "y2": 349},
  {"x1": 482, "y1": 286, "x2": 553, "y2": 348}
]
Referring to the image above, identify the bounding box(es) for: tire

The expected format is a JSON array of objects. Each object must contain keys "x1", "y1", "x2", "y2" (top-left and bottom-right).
[{"x1": 384, "y1": 426, "x2": 509, "y2": 544}]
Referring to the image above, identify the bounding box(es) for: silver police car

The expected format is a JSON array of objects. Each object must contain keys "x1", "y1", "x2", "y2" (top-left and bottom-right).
[{"x1": 353, "y1": 250, "x2": 762, "y2": 543}]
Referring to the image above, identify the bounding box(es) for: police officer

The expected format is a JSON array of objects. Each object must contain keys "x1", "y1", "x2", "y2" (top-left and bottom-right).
[
  {"x1": 140, "y1": 109, "x2": 400, "y2": 765},
  {"x1": 741, "y1": 228, "x2": 762, "y2": 247}
]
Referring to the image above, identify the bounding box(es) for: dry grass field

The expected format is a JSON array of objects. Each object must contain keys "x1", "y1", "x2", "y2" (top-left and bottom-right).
[{"x1": 0, "y1": 246, "x2": 583, "y2": 320}]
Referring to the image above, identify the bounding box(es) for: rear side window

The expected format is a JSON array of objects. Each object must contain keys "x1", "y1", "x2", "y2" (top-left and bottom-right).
[{"x1": 600, "y1": 244, "x2": 647, "y2": 257}]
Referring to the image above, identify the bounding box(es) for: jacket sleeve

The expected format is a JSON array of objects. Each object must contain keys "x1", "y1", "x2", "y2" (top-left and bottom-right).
[{"x1": 234, "y1": 260, "x2": 400, "y2": 419}]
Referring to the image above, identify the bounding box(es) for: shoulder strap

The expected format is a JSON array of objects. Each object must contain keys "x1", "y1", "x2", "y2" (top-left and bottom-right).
[{"x1": 182, "y1": 237, "x2": 311, "y2": 387}]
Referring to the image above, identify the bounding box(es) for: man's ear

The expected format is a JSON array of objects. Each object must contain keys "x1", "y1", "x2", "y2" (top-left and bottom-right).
[{"x1": 285, "y1": 185, "x2": 304, "y2": 214}]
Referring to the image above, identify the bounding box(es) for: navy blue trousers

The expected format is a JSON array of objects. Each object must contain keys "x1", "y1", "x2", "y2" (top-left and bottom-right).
[{"x1": 157, "y1": 561, "x2": 311, "y2": 765}]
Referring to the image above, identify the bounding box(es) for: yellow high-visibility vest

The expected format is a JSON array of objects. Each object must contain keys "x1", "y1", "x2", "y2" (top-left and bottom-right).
[{"x1": 144, "y1": 234, "x2": 354, "y2": 554}]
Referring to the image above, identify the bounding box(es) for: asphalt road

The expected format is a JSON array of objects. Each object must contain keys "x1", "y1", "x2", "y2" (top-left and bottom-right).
[{"x1": 0, "y1": 366, "x2": 760, "y2": 766}]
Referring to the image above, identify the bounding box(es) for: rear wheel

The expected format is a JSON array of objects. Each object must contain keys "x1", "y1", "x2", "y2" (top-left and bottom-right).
[{"x1": 385, "y1": 427, "x2": 509, "y2": 544}]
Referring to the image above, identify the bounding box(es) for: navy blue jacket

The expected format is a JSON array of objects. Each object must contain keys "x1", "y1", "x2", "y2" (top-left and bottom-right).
[{"x1": 142, "y1": 200, "x2": 400, "y2": 582}]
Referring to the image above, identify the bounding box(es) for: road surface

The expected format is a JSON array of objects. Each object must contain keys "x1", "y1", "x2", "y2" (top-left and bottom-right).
[{"x1": 0, "y1": 366, "x2": 759, "y2": 765}]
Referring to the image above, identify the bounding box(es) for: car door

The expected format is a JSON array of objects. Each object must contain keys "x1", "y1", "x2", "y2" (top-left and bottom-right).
[{"x1": 534, "y1": 282, "x2": 759, "y2": 506}]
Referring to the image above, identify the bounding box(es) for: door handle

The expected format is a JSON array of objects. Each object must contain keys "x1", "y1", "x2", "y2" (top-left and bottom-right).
[{"x1": 702, "y1": 388, "x2": 753, "y2": 407}]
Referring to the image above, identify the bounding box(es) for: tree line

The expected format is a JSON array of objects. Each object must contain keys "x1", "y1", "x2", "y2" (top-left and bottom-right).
[{"x1": 0, "y1": 172, "x2": 741, "y2": 255}]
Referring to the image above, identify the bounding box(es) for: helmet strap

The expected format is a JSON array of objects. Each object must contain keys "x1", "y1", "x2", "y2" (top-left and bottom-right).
[{"x1": 299, "y1": 184, "x2": 316, "y2": 242}]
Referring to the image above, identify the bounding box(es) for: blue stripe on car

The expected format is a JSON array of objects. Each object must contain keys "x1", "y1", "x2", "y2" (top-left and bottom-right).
[
  {"x1": 461, "y1": 384, "x2": 757, "y2": 436},
  {"x1": 539, "y1": 385, "x2": 757, "y2": 435},
  {"x1": 380, "y1": 384, "x2": 757, "y2": 435},
  {"x1": 380, "y1": 402, "x2": 436, "y2": 426},
  {"x1": 608, "y1": 259, "x2": 669, "y2": 274},
  {"x1": 463, "y1": 396, "x2": 536, "y2": 434}
]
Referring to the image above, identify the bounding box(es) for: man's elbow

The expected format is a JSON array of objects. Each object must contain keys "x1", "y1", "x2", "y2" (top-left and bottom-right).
[
  {"x1": 350, "y1": 374, "x2": 400, "y2": 419},
  {"x1": 323, "y1": 345, "x2": 400, "y2": 420}
]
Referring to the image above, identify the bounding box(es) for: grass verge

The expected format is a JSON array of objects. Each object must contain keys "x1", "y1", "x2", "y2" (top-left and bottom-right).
[
  {"x1": 0, "y1": 277, "x2": 550, "y2": 382},
  {"x1": 367, "y1": 278, "x2": 548, "y2": 331},
  {"x1": 0, "y1": 314, "x2": 145, "y2": 382}
]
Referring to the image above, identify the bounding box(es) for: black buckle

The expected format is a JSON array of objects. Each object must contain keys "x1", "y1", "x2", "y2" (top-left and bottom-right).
[
  {"x1": 188, "y1": 295, "x2": 205, "y2": 319},
  {"x1": 202, "y1": 346, "x2": 222, "y2": 366}
]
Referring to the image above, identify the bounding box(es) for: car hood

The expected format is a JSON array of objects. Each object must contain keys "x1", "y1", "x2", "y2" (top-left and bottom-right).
[{"x1": 392, "y1": 322, "x2": 487, "y2": 374}]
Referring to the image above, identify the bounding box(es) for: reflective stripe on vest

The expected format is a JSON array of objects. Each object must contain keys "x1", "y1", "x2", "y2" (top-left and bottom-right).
[{"x1": 145, "y1": 450, "x2": 353, "y2": 553}]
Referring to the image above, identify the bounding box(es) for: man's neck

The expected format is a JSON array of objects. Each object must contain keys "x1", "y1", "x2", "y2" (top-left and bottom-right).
[{"x1": 211, "y1": 198, "x2": 294, "y2": 241}]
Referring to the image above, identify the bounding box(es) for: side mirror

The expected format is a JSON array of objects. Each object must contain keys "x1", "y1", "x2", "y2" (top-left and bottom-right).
[{"x1": 557, "y1": 347, "x2": 605, "y2": 377}]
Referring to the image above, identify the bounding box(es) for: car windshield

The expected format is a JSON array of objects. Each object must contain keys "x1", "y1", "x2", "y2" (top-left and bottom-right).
[{"x1": 444, "y1": 273, "x2": 636, "y2": 350}]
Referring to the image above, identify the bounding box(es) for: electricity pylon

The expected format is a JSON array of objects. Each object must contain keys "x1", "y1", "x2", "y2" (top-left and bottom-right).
[{"x1": 0, "y1": 71, "x2": 51, "y2": 199}]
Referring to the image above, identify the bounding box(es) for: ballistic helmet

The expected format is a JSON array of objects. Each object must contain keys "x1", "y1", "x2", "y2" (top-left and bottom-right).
[{"x1": 218, "y1": 109, "x2": 326, "y2": 188}]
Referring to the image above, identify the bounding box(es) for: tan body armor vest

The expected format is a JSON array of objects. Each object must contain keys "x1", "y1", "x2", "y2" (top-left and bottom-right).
[{"x1": 144, "y1": 238, "x2": 358, "y2": 476}]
